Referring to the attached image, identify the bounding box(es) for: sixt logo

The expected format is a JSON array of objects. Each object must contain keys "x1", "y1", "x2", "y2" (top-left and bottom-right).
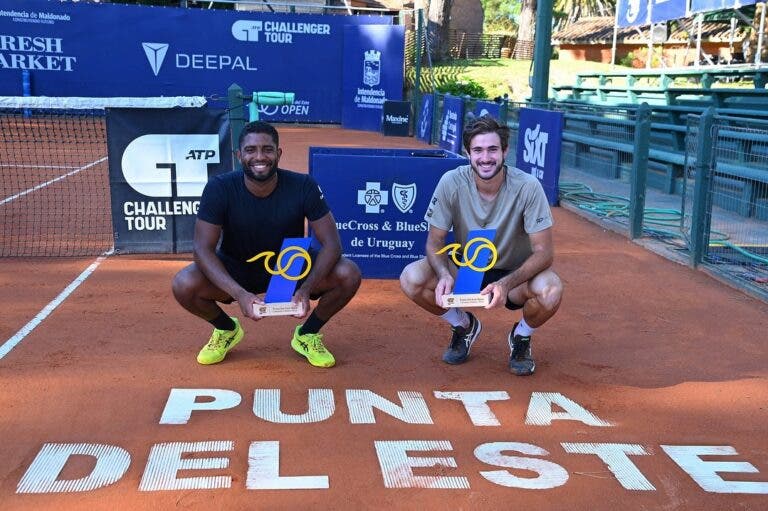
[
  {"x1": 523, "y1": 123, "x2": 549, "y2": 168},
  {"x1": 142, "y1": 42, "x2": 168, "y2": 76}
]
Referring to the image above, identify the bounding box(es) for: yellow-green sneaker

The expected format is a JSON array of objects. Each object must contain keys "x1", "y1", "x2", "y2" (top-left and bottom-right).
[
  {"x1": 197, "y1": 318, "x2": 244, "y2": 365},
  {"x1": 291, "y1": 325, "x2": 335, "y2": 368}
]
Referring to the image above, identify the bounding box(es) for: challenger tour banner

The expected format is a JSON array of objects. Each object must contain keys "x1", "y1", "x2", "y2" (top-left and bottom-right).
[{"x1": 0, "y1": 0, "x2": 399, "y2": 123}]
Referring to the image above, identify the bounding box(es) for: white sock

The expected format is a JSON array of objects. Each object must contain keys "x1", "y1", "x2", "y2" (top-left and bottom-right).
[
  {"x1": 514, "y1": 317, "x2": 535, "y2": 337},
  {"x1": 442, "y1": 308, "x2": 469, "y2": 328}
]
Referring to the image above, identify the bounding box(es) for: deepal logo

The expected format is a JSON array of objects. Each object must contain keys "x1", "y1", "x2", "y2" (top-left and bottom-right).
[{"x1": 121, "y1": 135, "x2": 220, "y2": 197}]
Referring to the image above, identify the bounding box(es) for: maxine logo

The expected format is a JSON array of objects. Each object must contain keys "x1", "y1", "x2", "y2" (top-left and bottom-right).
[
  {"x1": 523, "y1": 124, "x2": 549, "y2": 168},
  {"x1": 121, "y1": 134, "x2": 220, "y2": 197},
  {"x1": 142, "y1": 42, "x2": 168, "y2": 76},
  {"x1": 357, "y1": 182, "x2": 389, "y2": 214}
]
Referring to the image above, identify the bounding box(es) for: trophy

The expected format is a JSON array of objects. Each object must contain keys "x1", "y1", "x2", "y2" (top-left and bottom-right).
[
  {"x1": 437, "y1": 228, "x2": 497, "y2": 308},
  {"x1": 247, "y1": 237, "x2": 312, "y2": 317}
]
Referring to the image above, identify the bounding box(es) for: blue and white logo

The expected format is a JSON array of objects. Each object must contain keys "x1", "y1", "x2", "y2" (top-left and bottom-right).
[
  {"x1": 142, "y1": 42, "x2": 168, "y2": 76},
  {"x1": 363, "y1": 50, "x2": 381, "y2": 87},
  {"x1": 523, "y1": 123, "x2": 549, "y2": 168},
  {"x1": 392, "y1": 182, "x2": 416, "y2": 213},
  {"x1": 357, "y1": 181, "x2": 388, "y2": 213}
]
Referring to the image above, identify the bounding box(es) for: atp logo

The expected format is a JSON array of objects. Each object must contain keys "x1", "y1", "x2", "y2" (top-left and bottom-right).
[
  {"x1": 142, "y1": 42, "x2": 169, "y2": 76},
  {"x1": 523, "y1": 123, "x2": 549, "y2": 168},
  {"x1": 121, "y1": 135, "x2": 220, "y2": 197},
  {"x1": 357, "y1": 182, "x2": 389, "y2": 214}
]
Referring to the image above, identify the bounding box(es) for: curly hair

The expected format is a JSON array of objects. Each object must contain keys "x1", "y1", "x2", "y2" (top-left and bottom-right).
[{"x1": 462, "y1": 115, "x2": 510, "y2": 153}]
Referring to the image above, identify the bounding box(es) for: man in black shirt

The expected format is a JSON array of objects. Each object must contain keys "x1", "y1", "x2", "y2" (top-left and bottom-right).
[{"x1": 172, "y1": 121, "x2": 361, "y2": 367}]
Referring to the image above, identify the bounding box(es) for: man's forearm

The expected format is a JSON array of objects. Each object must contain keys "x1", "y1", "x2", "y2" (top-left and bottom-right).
[
  {"x1": 299, "y1": 243, "x2": 341, "y2": 292},
  {"x1": 499, "y1": 250, "x2": 553, "y2": 290}
]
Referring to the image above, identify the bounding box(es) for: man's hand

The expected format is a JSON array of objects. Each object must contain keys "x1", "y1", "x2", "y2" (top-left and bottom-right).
[
  {"x1": 481, "y1": 279, "x2": 510, "y2": 309},
  {"x1": 291, "y1": 285, "x2": 311, "y2": 319},
  {"x1": 236, "y1": 290, "x2": 265, "y2": 321},
  {"x1": 435, "y1": 274, "x2": 455, "y2": 309}
]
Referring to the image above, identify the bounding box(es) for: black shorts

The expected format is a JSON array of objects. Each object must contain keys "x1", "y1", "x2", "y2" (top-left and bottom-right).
[
  {"x1": 218, "y1": 250, "x2": 316, "y2": 297},
  {"x1": 478, "y1": 268, "x2": 524, "y2": 311}
]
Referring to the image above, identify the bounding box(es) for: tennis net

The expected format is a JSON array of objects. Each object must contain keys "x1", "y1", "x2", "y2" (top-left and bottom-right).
[{"x1": 0, "y1": 96, "x2": 206, "y2": 257}]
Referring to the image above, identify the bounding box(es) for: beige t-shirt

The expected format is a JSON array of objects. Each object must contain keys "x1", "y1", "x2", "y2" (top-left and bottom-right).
[{"x1": 425, "y1": 165, "x2": 554, "y2": 270}]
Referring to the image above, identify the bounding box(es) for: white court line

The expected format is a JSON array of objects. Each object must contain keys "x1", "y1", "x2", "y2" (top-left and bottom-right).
[
  {"x1": 0, "y1": 249, "x2": 113, "y2": 361},
  {"x1": 0, "y1": 156, "x2": 107, "y2": 206},
  {"x1": 0, "y1": 164, "x2": 79, "y2": 169}
]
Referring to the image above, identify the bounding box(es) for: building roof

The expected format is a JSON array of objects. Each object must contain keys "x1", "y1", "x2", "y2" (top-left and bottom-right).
[{"x1": 552, "y1": 16, "x2": 749, "y2": 45}]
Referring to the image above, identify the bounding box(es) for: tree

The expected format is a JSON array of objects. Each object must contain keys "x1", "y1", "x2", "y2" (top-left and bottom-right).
[
  {"x1": 512, "y1": 0, "x2": 536, "y2": 59},
  {"x1": 427, "y1": 0, "x2": 454, "y2": 62},
  {"x1": 481, "y1": 0, "x2": 520, "y2": 33}
]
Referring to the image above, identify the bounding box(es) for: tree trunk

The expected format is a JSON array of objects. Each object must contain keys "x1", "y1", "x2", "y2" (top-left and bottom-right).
[
  {"x1": 512, "y1": 0, "x2": 537, "y2": 60},
  {"x1": 427, "y1": 0, "x2": 453, "y2": 62},
  {"x1": 747, "y1": 3, "x2": 767, "y2": 64}
]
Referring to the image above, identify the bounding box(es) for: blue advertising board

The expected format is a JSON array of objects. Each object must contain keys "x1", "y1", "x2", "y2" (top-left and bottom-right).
[
  {"x1": 473, "y1": 100, "x2": 502, "y2": 122},
  {"x1": 0, "y1": 0, "x2": 393, "y2": 122},
  {"x1": 690, "y1": 0, "x2": 757, "y2": 13},
  {"x1": 651, "y1": 0, "x2": 688, "y2": 23},
  {"x1": 309, "y1": 147, "x2": 467, "y2": 278},
  {"x1": 515, "y1": 108, "x2": 564, "y2": 206},
  {"x1": 616, "y1": 0, "x2": 650, "y2": 27},
  {"x1": 416, "y1": 93, "x2": 434, "y2": 143},
  {"x1": 341, "y1": 24, "x2": 405, "y2": 132},
  {"x1": 438, "y1": 95, "x2": 464, "y2": 154}
]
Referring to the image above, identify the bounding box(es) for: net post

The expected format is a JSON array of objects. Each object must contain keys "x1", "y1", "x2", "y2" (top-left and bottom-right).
[
  {"x1": 690, "y1": 108, "x2": 715, "y2": 268},
  {"x1": 629, "y1": 102, "x2": 651, "y2": 239},
  {"x1": 228, "y1": 83, "x2": 246, "y2": 158}
]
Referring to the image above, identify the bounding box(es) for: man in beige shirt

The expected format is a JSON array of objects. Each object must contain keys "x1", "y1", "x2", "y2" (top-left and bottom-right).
[{"x1": 400, "y1": 116, "x2": 563, "y2": 375}]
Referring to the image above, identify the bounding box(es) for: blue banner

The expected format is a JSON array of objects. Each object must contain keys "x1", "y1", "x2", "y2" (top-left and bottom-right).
[
  {"x1": 438, "y1": 95, "x2": 464, "y2": 154},
  {"x1": 651, "y1": 0, "x2": 687, "y2": 22},
  {"x1": 341, "y1": 24, "x2": 405, "y2": 131},
  {"x1": 616, "y1": 0, "x2": 651, "y2": 27},
  {"x1": 309, "y1": 147, "x2": 467, "y2": 278},
  {"x1": 473, "y1": 100, "x2": 502, "y2": 122},
  {"x1": 0, "y1": 0, "x2": 391, "y2": 122},
  {"x1": 416, "y1": 93, "x2": 434, "y2": 143},
  {"x1": 690, "y1": 0, "x2": 757, "y2": 14},
  {"x1": 515, "y1": 108, "x2": 564, "y2": 206}
]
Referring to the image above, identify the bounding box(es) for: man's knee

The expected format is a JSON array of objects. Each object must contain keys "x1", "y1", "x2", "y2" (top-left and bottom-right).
[
  {"x1": 536, "y1": 272, "x2": 563, "y2": 311},
  {"x1": 172, "y1": 265, "x2": 208, "y2": 304},
  {"x1": 334, "y1": 258, "x2": 362, "y2": 292},
  {"x1": 399, "y1": 261, "x2": 425, "y2": 299}
]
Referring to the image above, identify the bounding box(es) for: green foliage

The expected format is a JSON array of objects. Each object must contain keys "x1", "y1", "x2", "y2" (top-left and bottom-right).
[
  {"x1": 435, "y1": 78, "x2": 488, "y2": 98},
  {"x1": 618, "y1": 52, "x2": 635, "y2": 67},
  {"x1": 481, "y1": 0, "x2": 520, "y2": 34}
]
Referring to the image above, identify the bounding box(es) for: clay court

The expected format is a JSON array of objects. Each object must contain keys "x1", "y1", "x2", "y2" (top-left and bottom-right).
[{"x1": 1, "y1": 127, "x2": 767, "y2": 510}]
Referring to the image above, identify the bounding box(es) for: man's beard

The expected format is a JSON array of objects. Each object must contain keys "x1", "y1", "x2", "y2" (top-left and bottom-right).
[
  {"x1": 244, "y1": 164, "x2": 277, "y2": 182},
  {"x1": 472, "y1": 161, "x2": 504, "y2": 180}
]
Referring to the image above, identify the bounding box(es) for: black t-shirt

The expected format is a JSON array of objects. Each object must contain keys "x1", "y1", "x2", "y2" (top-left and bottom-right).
[{"x1": 197, "y1": 169, "x2": 329, "y2": 264}]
